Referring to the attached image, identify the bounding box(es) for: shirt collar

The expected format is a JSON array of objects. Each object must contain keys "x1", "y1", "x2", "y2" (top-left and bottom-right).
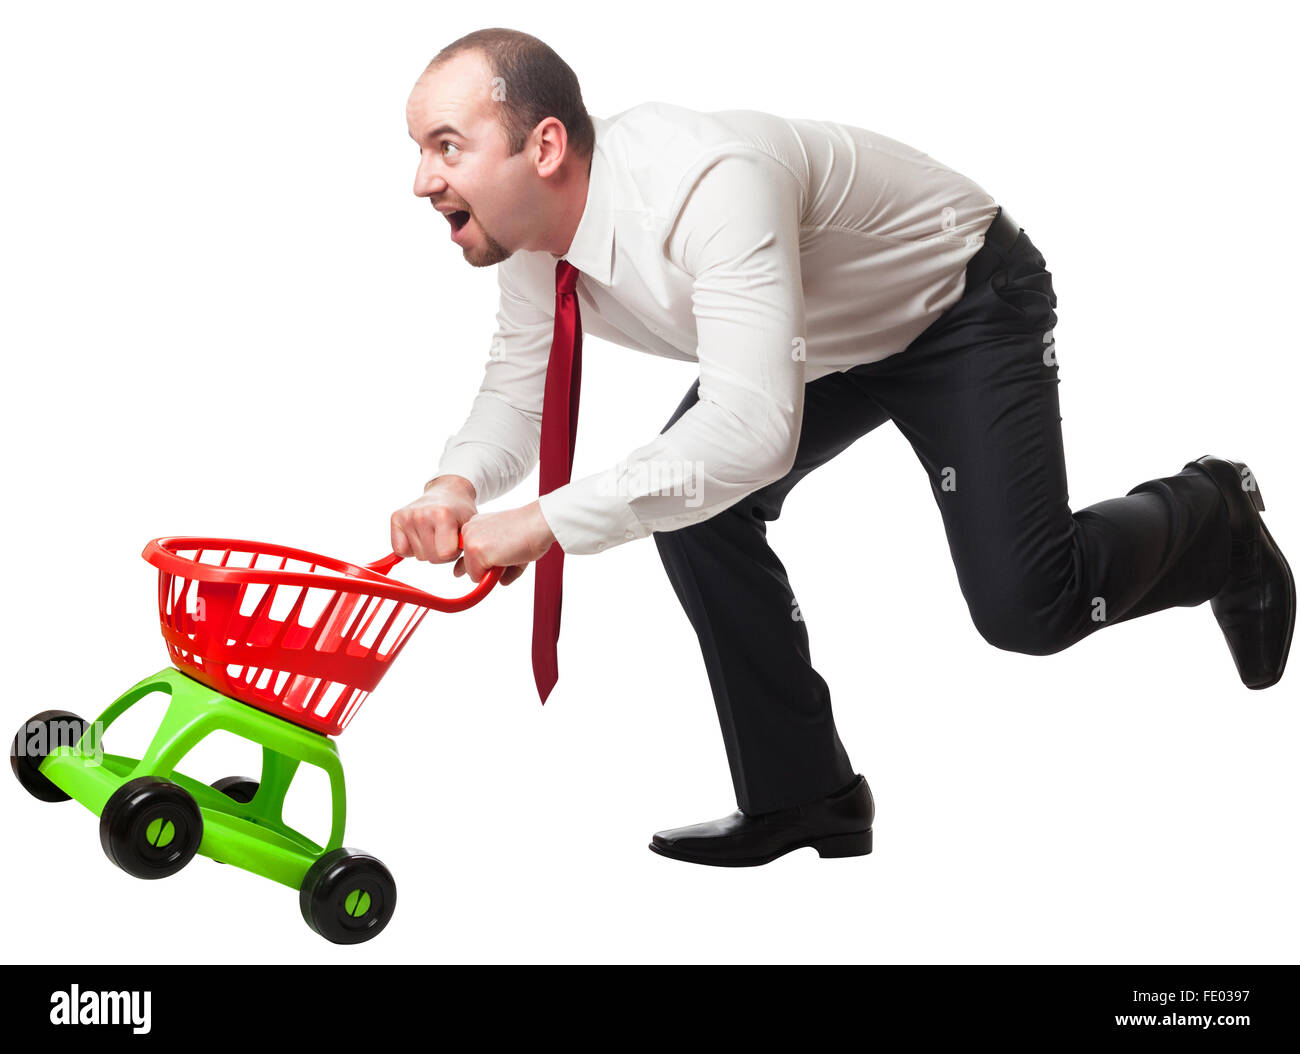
[{"x1": 557, "y1": 115, "x2": 614, "y2": 286}]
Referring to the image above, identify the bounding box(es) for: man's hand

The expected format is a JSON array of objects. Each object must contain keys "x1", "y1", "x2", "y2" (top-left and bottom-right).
[
  {"x1": 390, "y1": 475, "x2": 557, "y2": 587},
  {"x1": 391, "y1": 474, "x2": 478, "y2": 565},
  {"x1": 454, "y1": 501, "x2": 557, "y2": 585}
]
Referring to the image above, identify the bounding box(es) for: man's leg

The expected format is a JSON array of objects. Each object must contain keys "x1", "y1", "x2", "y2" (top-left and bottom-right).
[
  {"x1": 843, "y1": 222, "x2": 1233, "y2": 657},
  {"x1": 653, "y1": 374, "x2": 890, "y2": 816}
]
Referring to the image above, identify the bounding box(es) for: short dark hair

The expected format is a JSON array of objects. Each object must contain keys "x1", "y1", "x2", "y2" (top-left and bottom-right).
[{"x1": 427, "y1": 28, "x2": 595, "y2": 162}]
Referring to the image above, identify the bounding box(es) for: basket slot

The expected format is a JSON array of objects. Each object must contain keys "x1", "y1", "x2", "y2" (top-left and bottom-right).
[
  {"x1": 299, "y1": 674, "x2": 331, "y2": 715},
  {"x1": 297, "y1": 586, "x2": 337, "y2": 630},
  {"x1": 358, "y1": 598, "x2": 400, "y2": 651},
  {"x1": 229, "y1": 579, "x2": 278, "y2": 648},
  {"x1": 280, "y1": 619, "x2": 339, "y2": 707},
  {"x1": 309, "y1": 591, "x2": 368, "y2": 654},
  {"x1": 395, "y1": 610, "x2": 431, "y2": 660},
  {"x1": 250, "y1": 580, "x2": 279, "y2": 622},
  {"x1": 314, "y1": 681, "x2": 346, "y2": 718},
  {"x1": 375, "y1": 603, "x2": 414, "y2": 659},
  {"x1": 230, "y1": 583, "x2": 287, "y2": 649},
  {"x1": 279, "y1": 674, "x2": 315, "y2": 713},
  {"x1": 239, "y1": 582, "x2": 270, "y2": 617},
  {"x1": 302, "y1": 589, "x2": 348, "y2": 652},
  {"x1": 344, "y1": 595, "x2": 382, "y2": 652},
  {"x1": 264, "y1": 586, "x2": 311, "y2": 650},
  {"x1": 168, "y1": 573, "x2": 187, "y2": 618},
  {"x1": 341, "y1": 593, "x2": 379, "y2": 645},
  {"x1": 268, "y1": 582, "x2": 305, "y2": 624},
  {"x1": 376, "y1": 602, "x2": 406, "y2": 652},
  {"x1": 338, "y1": 690, "x2": 369, "y2": 730}
]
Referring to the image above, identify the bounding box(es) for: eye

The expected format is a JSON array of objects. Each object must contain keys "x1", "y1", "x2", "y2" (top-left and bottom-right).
[{"x1": 441, "y1": 140, "x2": 461, "y2": 158}]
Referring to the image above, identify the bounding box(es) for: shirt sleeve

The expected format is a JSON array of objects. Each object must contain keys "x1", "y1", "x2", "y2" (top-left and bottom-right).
[
  {"x1": 538, "y1": 149, "x2": 807, "y2": 555},
  {"x1": 433, "y1": 259, "x2": 552, "y2": 505}
]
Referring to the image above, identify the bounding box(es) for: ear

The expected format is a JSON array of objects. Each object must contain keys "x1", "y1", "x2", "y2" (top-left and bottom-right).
[{"x1": 533, "y1": 116, "x2": 569, "y2": 177}]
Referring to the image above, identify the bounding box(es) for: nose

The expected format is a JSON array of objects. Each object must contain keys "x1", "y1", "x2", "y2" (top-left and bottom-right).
[{"x1": 413, "y1": 151, "x2": 448, "y2": 198}]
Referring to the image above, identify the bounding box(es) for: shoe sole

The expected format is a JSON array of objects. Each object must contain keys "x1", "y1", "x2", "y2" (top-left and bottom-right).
[
  {"x1": 647, "y1": 828, "x2": 872, "y2": 867},
  {"x1": 1249, "y1": 513, "x2": 1295, "y2": 690},
  {"x1": 1194, "y1": 456, "x2": 1296, "y2": 690},
  {"x1": 1226, "y1": 460, "x2": 1295, "y2": 689}
]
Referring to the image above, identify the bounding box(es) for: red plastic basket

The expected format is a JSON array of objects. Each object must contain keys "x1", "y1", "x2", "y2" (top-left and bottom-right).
[{"x1": 142, "y1": 536, "x2": 501, "y2": 736}]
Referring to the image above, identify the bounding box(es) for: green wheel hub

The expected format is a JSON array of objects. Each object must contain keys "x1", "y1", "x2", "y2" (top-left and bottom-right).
[{"x1": 146, "y1": 817, "x2": 176, "y2": 848}]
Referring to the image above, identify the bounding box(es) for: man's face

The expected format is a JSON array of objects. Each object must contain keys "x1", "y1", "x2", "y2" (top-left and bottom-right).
[{"x1": 406, "y1": 51, "x2": 535, "y2": 268}]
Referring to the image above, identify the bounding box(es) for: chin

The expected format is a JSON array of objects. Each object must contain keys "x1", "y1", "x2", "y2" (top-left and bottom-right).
[{"x1": 464, "y1": 245, "x2": 513, "y2": 268}]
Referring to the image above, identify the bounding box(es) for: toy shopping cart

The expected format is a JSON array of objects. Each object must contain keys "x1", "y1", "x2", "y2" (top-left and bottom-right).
[{"x1": 10, "y1": 536, "x2": 500, "y2": 944}]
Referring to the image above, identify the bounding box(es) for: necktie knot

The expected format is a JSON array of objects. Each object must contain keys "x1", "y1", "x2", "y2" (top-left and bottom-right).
[{"x1": 556, "y1": 259, "x2": 579, "y2": 298}]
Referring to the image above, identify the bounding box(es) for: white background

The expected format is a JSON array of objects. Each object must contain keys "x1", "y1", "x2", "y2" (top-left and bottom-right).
[{"x1": 3, "y1": 0, "x2": 1296, "y2": 965}]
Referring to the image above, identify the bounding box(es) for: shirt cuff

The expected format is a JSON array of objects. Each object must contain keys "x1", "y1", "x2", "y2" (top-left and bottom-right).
[
  {"x1": 537, "y1": 465, "x2": 651, "y2": 555},
  {"x1": 431, "y1": 451, "x2": 491, "y2": 504}
]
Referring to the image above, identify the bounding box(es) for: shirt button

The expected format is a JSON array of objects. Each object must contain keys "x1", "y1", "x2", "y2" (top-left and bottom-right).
[
  {"x1": 624, "y1": 529, "x2": 635, "y2": 539},
  {"x1": 595, "y1": 541, "x2": 606, "y2": 552}
]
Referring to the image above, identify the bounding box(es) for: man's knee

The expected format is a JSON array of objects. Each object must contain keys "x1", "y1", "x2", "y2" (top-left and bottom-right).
[{"x1": 967, "y1": 593, "x2": 1074, "y2": 656}]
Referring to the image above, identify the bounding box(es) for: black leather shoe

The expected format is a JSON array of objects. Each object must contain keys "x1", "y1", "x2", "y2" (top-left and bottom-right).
[
  {"x1": 1185, "y1": 455, "x2": 1295, "y2": 690},
  {"x1": 648, "y1": 775, "x2": 874, "y2": 867}
]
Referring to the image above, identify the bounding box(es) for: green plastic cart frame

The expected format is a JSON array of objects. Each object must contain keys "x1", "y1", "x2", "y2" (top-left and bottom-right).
[{"x1": 14, "y1": 666, "x2": 396, "y2": 944}]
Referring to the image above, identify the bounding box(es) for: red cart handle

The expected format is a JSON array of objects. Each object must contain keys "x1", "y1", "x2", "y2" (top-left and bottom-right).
[{"x1": 367, "y1": 530, "x2": 503, "y2": 607}]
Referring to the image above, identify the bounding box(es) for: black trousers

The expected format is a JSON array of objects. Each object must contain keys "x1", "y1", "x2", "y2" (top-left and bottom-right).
[{"x1": 653, "y1": 208, "x2": 1233, "y2": 816}]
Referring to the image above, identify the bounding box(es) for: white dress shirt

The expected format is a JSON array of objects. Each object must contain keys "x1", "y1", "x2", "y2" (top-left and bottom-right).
[{"x1": 434, "y1": 102, "x2": 999, "y2": 555}]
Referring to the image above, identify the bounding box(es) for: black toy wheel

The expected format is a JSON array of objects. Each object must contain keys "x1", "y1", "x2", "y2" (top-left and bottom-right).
[
  {"x1": 211, "y1": 775, "x2": 259, "y2": 804},
  {"x1": 300, "y1": 848, "x2": 396, "y2": 945},
  {"x1": 209, "y1": 776, "x2": 259, "y2": 865},
  {"x1": 11, "y1": 710, "x2": 89, "y2": 803},
  {"x1": 100, "y1": 776, "x2": 203, "y2": 879}
]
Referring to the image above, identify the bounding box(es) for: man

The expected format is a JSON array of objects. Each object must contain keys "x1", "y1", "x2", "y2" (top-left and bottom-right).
[{"x1": 390, "y1": 28, "x2": 1295, "y2": 867}]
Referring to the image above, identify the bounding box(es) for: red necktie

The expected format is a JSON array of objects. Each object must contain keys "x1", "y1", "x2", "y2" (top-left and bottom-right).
[{"x1": 532, "y1": 259, "x2": 582, "y2": 704}]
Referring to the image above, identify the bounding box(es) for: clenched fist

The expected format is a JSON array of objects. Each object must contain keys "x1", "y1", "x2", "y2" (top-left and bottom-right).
[{"x1": 390, "y1": 475, "x2": 558, "y2": 586}]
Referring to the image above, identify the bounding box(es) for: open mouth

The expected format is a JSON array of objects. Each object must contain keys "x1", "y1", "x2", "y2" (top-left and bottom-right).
[{"x1": 446, "y1": 210, "x2": 471, "y2": 233}]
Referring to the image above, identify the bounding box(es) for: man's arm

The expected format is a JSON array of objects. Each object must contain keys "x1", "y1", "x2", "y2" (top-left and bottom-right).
[
  {"x1": 432, "y1": 258, "x2": 553, "y2": 505},
  {"x1": 537, "y1": 149, "x2": 807, "y2": 555},
  {"x1": 392, "y1": 258, "x2": 553, "y2": 581}
]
